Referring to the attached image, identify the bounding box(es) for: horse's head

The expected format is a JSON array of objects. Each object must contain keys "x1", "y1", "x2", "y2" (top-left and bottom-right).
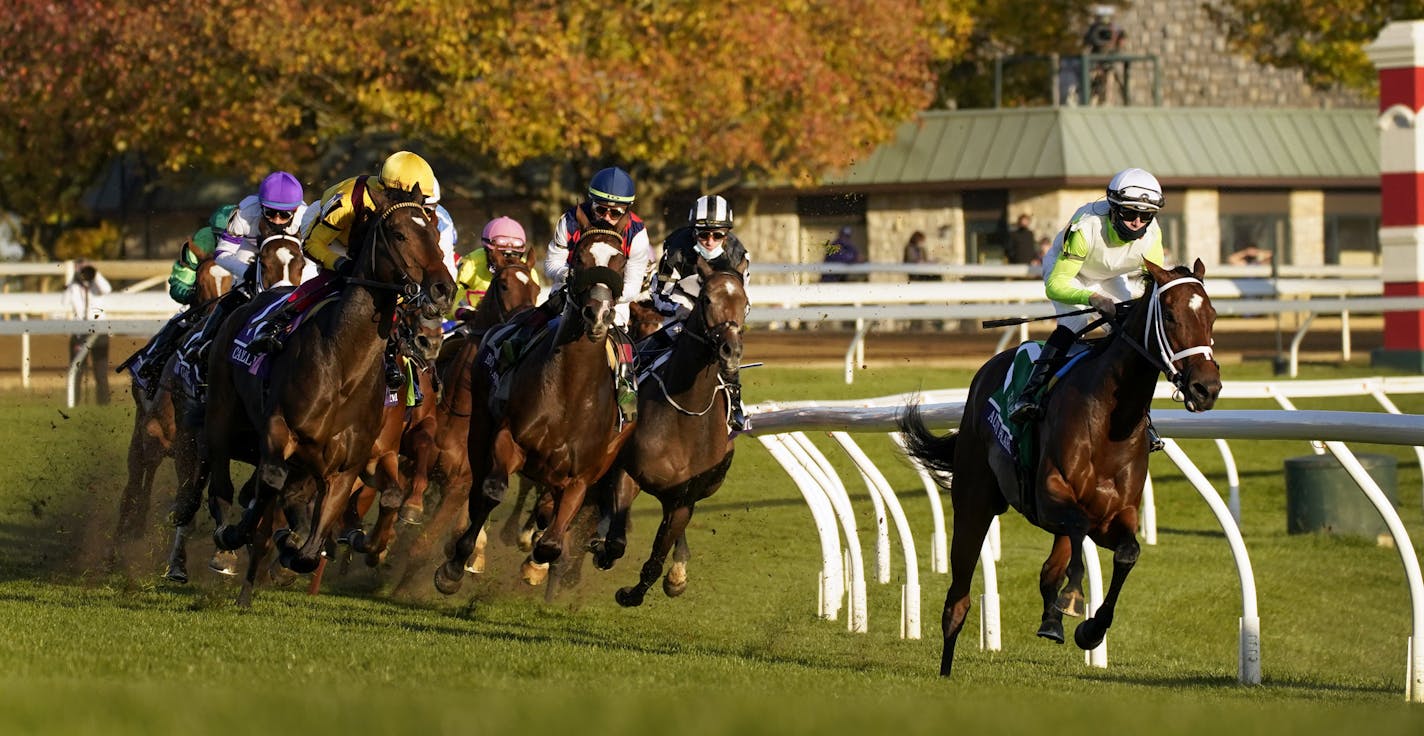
[
  {"x1": 566, "y1": 221, "x2": 627, "y2": 342},
  {"x1": 350, "y1": 184, "x2": 455, "y2": 320},
  {"x1": 1141, "y1": 259, "x2": 1221, "y2": 412},
  {"x1": 690, "y1": 260, "x2": 748, "y2": 381},
  {"x1": 395, "y1": 305, "x2": 444, "y2": 367},
  {"x1": 255, "y1": 233, "x2": 306, "y2": 290},
  {"x1": 489, "y1": 259, "x2": 540, "y2": 320},
  {"x1": 195, "y1": 258, "x2": 233, "y2": 303}
]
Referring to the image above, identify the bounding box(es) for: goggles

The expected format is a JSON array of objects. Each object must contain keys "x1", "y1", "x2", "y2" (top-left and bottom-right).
[
  {"x1": 483, "y1": 236, "x2": 526, "y2": 252},
  {"x1": 262, "y1": 207, "x2": 295, "y2": 224},
  {"x1": 1115, "y1": 205, "x2": 1156, "y2": 225},
  {"x1": 695, "y1": 229, "x2": 729, "y2": 243},
  {"x1": 592, "y1": 202, "x2": 628, "y2": 219}
]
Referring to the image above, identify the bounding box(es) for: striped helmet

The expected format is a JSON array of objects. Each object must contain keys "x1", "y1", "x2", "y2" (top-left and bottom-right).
[{"x1": 689, "y1": 195, "x2": 733, "y2": 229}]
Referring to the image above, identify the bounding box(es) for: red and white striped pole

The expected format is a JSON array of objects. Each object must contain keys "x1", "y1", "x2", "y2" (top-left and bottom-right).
[{"x1": 1369, "y1": 21, "x2": 1424, "y2": 372}]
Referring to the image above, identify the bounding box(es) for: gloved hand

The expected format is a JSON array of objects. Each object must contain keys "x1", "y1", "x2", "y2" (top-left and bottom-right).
[
  {"x1": 1089, "y1": 292, "x2": 1116, "y2": 318},
  {"x1": 334, "y1": 256, "x2": 354, "y2": 277}
]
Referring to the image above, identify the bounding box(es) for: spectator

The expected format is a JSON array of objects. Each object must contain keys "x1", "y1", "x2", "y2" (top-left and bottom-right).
[
  {"x1": 822, "y1": 226, "x2": 864, "y2": 283},
  {"x1": 1227, "y1": 243, "x2": 1272, "y2": 265},
  {"x1": 62, "y1": 260, "x2": 112, "y2": 405},
  {"x1": 902, "y1": 231, "x2": 938, "y2": 282},
  {"x1": 1032, "y1": 236, "x2": 1052, "y2": 266},
  {"x1": 1008, "y1": 214, "x2": 1037, "y2": 265}
]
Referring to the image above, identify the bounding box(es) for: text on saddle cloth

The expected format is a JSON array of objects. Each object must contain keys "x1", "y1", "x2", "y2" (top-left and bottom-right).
[{"x1": 229, "y1": 292, "x2": 338, "y2": 378}]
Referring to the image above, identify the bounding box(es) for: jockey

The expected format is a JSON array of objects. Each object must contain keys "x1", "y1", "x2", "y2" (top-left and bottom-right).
[
  {"x1": 448, "y1": 216, "x2": 543, "y2": 320},
  {"x1": 213, "y1": 171, "x2": 312, "y2": 287},
  {"x1": 121, "y1": 204, "x2": 238, "y2": 395},
  {"x1": 542, "y1": 166, "x2": 654, "y2": 326},
  {"x1": 1008, "y1": 167, "x2": 1166, "y2": 428},
  {"x1": 435, "y1": 204, "x2": 458, "y2": 281},
  {"x1": 246, "y1": 150, "x2": 441, "y2": 390},
  {"x1": 650, "y1": 194, "x2": 751, "y2": 430}
]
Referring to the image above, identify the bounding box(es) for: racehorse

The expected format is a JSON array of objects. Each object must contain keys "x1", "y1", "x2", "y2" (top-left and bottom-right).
[
  {"x1": 115, "y1": 234, "x2": 306, "y2": 557},
  {"x1": 389, "y1": 258, "x2": 541, "y2": 595},
  {"x1": 150, "y1": 234, "x2": 309, "y2": 581},
  {"x1": 337, "y1": 304, "x2": 444, "y2": 568},
  {"x1": 898, "y1": 259, "x2": 1221, "y2": 677},
  {"x1": 433, "y1": 219, "x2": 634, "y2": 595},
  {"x1": 591, "y1": 263, "x2": 748, "y2": 606},
  {"x1": 201, "y1": 184, "x2": 452, "y2": 606}
]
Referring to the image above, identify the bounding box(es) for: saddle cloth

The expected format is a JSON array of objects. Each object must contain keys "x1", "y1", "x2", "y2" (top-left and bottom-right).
[{"x1": 229, "y1": 290, "x2": 334, "y2": 379}]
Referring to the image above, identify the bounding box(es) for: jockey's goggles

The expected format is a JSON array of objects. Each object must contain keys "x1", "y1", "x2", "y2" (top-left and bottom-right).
[
  {"x1": 1114, "y1": 204, "x2": 1156, "y2": 225},
  {"x1": 592, "y1": 202, "x2": 627, "y2": 219},
  {"x1": 695, "y1": 229, "x2": 729, "y2": 243},
  {"x1": 262, "y1": 207, "x2": 295, "y2": 224},
  {"x1": 483, "y1": 236, "x2": 526, "y2": 252}
]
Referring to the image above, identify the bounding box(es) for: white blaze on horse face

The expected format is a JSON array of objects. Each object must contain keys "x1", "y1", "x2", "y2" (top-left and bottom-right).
[
  {"x1": 275, "y1": 248, "x2": 296, "y2": 267},
  {"x1": 411, "y1": 214, "x2": 429, "y2": 228},
  {"x1": 1188, "y1": 293, "x2": 1204, "y2": 312},
  {"x1": 514, "y1": 271, "x2": 531, "y2": 285},
  {"x1": 588, "y1": 241, "x2": 622, "y2": 267}
]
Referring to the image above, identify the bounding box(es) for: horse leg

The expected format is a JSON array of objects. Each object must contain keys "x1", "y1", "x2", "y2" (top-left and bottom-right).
[
  {"x1": 1036, "y1": 535, "x2": 1073, "y2": 644},
  {"x1": 392, "y1": 475, "x2": 469, "y2": 597},
  {"x1": 616, "y1": 500, "x2": 694, "y2": 608},
  {"x1": 115, "y1": 396, "x2": 158, "y2": 544},
  {"x1": 365, "y1": 465, "x2": 405, "y2": 567},
  {"x1": 339, "y1": 480, "x2": 374, "y2": 550},
  {"x1": 663, "y1": 533, "x2": 690, "y2": 598},
  {"x1": 289, "y1": 470, "x2": 359, "y2": 576},
  {"x1": 400, "y1": 419, "x2": 438, "y2": 525},
  {"x1": 434, "y1": 424, "x2": 513, "y2": 595},
  {"x1": 1055, "y1": 532, "x2": 1088, "y2": 618},
  {"x1": 235, "y1": 494, "x2": 278, "y2": 608},
  {"x1": 499, "y1": 476, "x2": 535, "y2": 546},
  {"x1": 590, "y1": 470, "x2": 634, "y2": 570},
  {"x1": 163, "y1": 446, "x2": 210, "y2": 583},
  {"x1": 939, "y1": 478, "x2": 998, "y2": 677},
  {"x1": 1074, "y1": 513, "x2": 1141, "y2": 650},
  {"x1": 207, "y1": 473, "x2": 254, "y2": 577},
  {"x1": 519, "y1": 486, "x2": 553, "y2": 553}
]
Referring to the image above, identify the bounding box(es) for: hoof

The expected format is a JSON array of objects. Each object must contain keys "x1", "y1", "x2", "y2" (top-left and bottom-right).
[
  {"x1": 287, "y1": 554, "x2": 320, "y2": 575},
  {"x1": 1054, "y1": 590, "x2": 1086, "y2": 618},
  {"x1": 521, "y1": 558, "x2": 549, "y2": 586},
  {"x1": 517, "y1": 526, "x2": 540, "y2": 554},
  {"x1": 662, "y1": 576, "x2": 687, "y2": 598},
  {"x1": 208, "y1": 550, "x2": 239, "y2": 576},
  {"x1": 269, "y1": 561, "x2": 298, "y2": 588},
  {"x1": 1074, "y1": 619, "x2": 1106, "y2": 650},
  {"x1": 433, "y1": 562, "x2": 464, "y2": 596},
  {"x1": 214, "y1": 524, "x2": 246, "y2": 551},
  {"x1": 464, "y1": 551, "x2": 486, "y2": 575},
  {"x1": 532, "y1": 538, "x2": 561, "y2": 565},
  {"x1": 398, "y1": 502, "x2": 423, "y2": 525},
  {"x1": 615, "y1": 586, "x2": 645, "y2": 608},
  {"x1": 163, "y1": 565, "x2": 189, "y2": 584},
  {"x1": 1036, "y1": 619, "x2": 1065, "y2": 644}
]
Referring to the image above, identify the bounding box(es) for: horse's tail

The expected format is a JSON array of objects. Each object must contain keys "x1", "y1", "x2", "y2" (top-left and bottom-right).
[{"x1": 896, "y1": 400, "x2": 957, "y2": 488}]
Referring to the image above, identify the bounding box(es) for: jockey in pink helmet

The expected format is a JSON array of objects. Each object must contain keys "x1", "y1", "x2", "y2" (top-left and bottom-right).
[{"x1": 449, "y1": 216, "x2": 543, "y2": 319}]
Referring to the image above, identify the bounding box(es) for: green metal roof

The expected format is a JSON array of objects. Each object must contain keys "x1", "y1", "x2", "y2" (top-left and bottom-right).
[{"x1": 826, "y1": 107, "x2": 1378, "y2": 188}]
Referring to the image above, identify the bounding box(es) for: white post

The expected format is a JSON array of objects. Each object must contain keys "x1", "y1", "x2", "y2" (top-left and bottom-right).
[
  {"x1": 891, "y1": 432, "x2": 949, "y2": 573},
  {"x1": 1141, "y1": 472, "x2": 1157, "y2": 546},
  {"x1": 1082, "y1": 538, "x2": 1108, "y2": 668},
  {"x1": 757, "y1": 435, "x2": 844, "y2": 621},
  {"x1": 1215, "y1": 439, "x2": 1243, "y2": 528},
  {"x1": 786, "y1": 432, "x2": 868, "y2": 634}
]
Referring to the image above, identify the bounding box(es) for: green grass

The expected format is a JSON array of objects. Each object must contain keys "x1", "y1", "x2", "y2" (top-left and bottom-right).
[{"x1": 3, "y1": 361, "x2": 1424, "y2": 734}]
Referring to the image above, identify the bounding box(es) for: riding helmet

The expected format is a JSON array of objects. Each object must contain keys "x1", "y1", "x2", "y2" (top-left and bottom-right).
[
  {"x1": 588, "y1": 167, "x2": 636, "y2": 205},
  {"x1": 481, "y1": 216, "x2": 527, "y2": 252},
  {"x1": 689, "y1": 195, "x2": 733, "y2": 230},
  {"x1": 380, "y1": 151, "x2": 441, "y2": 205},
  {"x1": 258, "y1": 171, "x2": 304, "y2": 211},
  {"x1": 1106, "y1": 168, "x2": 1164, "y2": 241}
]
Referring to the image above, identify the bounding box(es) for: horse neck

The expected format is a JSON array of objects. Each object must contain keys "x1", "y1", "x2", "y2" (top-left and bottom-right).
[
  {"x1": 661, "y1": 325, "x2": 723, "y2": 396},
  {"x1": 325, "y1": 280, "x2": 395, "y2": 356},
  {"x1": 1096, "y1": 308, "x2": 1160, "y2": 416}
]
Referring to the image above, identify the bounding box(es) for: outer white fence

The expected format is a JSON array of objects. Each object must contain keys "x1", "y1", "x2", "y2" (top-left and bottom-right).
[{"x1": 746, "y1": 383, "x2": 1424, "y2": 700}]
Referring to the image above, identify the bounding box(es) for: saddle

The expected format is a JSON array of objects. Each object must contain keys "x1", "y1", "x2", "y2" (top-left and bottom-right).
[
  {"x1": 229, "y1": 288, "x2": 331, "y2": 379},
  {"x1": 983, "y1": 340, "x2": 1094, "y2": 524}
]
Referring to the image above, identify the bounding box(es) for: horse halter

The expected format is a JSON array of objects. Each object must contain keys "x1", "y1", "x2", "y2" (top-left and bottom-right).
[
  {"x1": 348, "y1": 200, "x2": 439, "y2": 317},
  {"x1": 1140, "y1": 275, "x2": 1215, "y2": 393}
]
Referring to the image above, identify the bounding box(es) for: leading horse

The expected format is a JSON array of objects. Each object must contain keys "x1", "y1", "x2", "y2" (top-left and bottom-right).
[
  {"x1": 433, "y1": 221, "x2": 634, "y2": 595},
  {"x1": 202, "y1": 184, "x2": 452, "y2": 606},
  {"x1": 898, "y1": 259, "x2": 1221, "y2": 677}
]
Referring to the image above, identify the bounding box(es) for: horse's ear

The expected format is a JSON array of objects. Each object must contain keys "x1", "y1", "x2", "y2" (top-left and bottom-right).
[
  {"x1": 1143, "y1": 258, "x2": 1166, "y2": 282},
  {"x1": 1192, "y1": 257, "x2": 1206, "y2": 280},
  {"x1": 696, "y1": 255, "x2": 715, "y2": 280},
  {"x1": 574, "y1": 205, "x2": 591, "y2": 232},
  {"x1": 409, "y1": 183, "x2": 424, "y2": 204}
]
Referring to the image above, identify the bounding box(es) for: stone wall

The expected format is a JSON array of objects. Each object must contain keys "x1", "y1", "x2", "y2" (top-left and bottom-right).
[{"x1": 1113, "y1": 0, "x2": 1369, "y2": 109}]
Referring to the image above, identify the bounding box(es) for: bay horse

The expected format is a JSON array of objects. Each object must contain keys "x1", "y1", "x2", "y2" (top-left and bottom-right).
[
  {"x1": 898, "y1": 259, "x2": 1221, "y2": 677},
  {"x1": 591, "y1": 263, "x2": 748, "y2": 606},
  {"x1": 390, "y1": 258, "x2": 541, "y2": 595},
  {"x1": 114, "y1": 233, "x2": 305, "y2": 557},
  {"x1": 152, "y1": 233, "x2": 308, "y2": 581},
  {"x1": 202, "y1": 183, "x2": 452, "y2": 606},
  {"x1": 433, "y1": 220, "x2": 634, "y2": 596}
]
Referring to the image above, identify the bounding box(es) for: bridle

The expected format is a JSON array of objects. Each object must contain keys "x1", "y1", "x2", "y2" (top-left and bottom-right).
[
  {"x1": 254, "y1": 233, "x2": 303, "y2": 290},
  {"x1": 1117, "y1": 275, "x2": 1216, "y2": 400},
  {"x1": 345, "y1": 200, "x2": 441, "y2": 321},
  {"x1": 650, "y1": 272, "x2": 744, "y2": 417}
]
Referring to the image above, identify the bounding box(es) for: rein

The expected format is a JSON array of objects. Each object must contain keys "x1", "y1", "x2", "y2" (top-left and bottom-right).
[{"x1": 345, "y1": 201, "x2": 428, "y2": 295}]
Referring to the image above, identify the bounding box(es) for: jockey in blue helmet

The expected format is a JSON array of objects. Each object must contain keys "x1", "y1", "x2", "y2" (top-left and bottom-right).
[{"x1": 543, "y1": 166, "x2": 654, "y2": 327}]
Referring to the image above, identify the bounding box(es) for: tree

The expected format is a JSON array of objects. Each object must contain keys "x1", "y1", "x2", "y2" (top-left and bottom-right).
[{"x1": 1205, "y1": 0, "x2": 1424, "y2": 92}]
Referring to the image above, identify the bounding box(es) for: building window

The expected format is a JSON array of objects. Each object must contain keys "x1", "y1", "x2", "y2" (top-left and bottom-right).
[
  {"x1": 962, "y1": 190, "x2": 1008, "y2": 264},
  {"x1": 1324, "y1": 192, "x2": 1381, "y2": 266},
  {"x1": 1218, "y1": 190, "x2": 1291, "y2": 264}
]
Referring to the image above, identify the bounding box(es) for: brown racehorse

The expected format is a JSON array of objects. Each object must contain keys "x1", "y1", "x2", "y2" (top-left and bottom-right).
[
  {"x1": 389, "y1": 258, "x2": 542, "y2": 596},
  {"x1": 433, "y1": 220, "x2": 634, "y2": 596},
  {"x1": 114, "y1": 233, "x2": 305, "y2": 565},
  {"x1": 591, "y1": 264, "x2": 748, "y2": 606},
  {"x1": 201, "y1": 184, "x2": 453, "y2": 606},
  {"x1": 898, "y1": 259, "x2": 1221, "y2": 677}
]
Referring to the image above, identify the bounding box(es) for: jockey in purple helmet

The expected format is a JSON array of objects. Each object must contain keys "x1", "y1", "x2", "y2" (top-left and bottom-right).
[{"x1": 213, "y1": 171, "x2": 315, "y2": 288}]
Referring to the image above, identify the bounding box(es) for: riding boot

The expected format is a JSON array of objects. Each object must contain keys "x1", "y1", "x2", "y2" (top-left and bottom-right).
[
  {"x1": 1008, "y1": 325, "x2": 1075, "y2": 423},
  {"x1": 613, "y1": 334, "x2": 638, "y2": 425},
  {"x1": 247, "y1": 302, "x2": 295, "y2": 355},
  {"x1": 726, "y1": 379, "x2": 749, "y2": 432},
  {"x1": 1146, "y1": 415, "x2": 1165, "y2": 453}
]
